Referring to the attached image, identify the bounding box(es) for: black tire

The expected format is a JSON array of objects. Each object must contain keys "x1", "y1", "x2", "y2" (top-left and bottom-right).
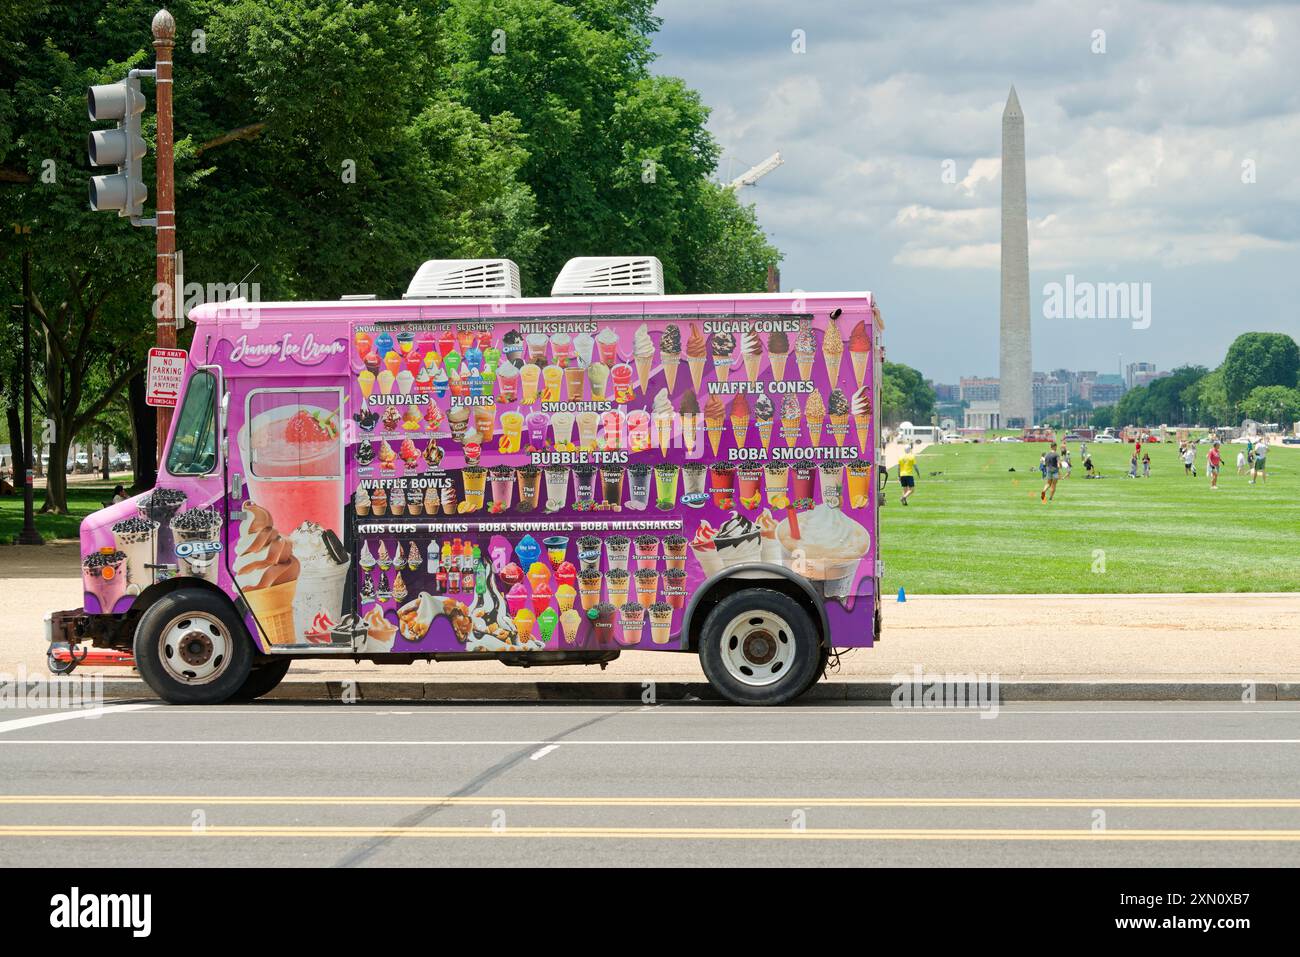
[
  {"x1": 802, "y1": 643, "x2": 831, "y2": 695},
  {"x1": 133, "y1": 589, "x2": 253, "y2": 704},
  {"x1": 698, "y1": 588, "x2": 822, "y2": 706},
  {"x1": 229, "y1": 658, "x2": 292, "y2": 702}
]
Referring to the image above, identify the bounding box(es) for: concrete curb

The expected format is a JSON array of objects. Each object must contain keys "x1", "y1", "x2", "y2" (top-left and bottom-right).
[{"x1": 88, "y1": 678, "x2": 1300, "y2": 703}]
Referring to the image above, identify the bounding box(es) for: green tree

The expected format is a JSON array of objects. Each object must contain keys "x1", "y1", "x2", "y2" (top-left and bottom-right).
[
  {"x1": 1221, "y1": 332, "x2": 1300, "y2": 406},
  {"x1": 2, "y1": 0, "x2": 782, "y2": 514},
  {"x1": 1240, "y1": 385, "x2": 1300, "y2": 428},
  {"x1": 440, "y1": 0, "x2": 779, "y2": 292},
  {"x1": 881, "y1": 361, "x2": 934, "y2": 425},
  {"x1": 1, "y1": 0, "x2": 542, "y2": 510}
]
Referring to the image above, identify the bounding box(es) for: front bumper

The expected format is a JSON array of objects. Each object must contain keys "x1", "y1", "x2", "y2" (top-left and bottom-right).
[{"x1": 45, "y1": 608, "x2": 136, "y2": 674}]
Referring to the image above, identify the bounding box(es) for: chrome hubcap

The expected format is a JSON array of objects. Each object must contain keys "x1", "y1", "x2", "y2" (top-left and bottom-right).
[
  {"x1": 159, "y1": 612, "x2": 231, "y2": 684},
  {"x1": 720, "y1": 610, "x2": 794, "y2": 687}
]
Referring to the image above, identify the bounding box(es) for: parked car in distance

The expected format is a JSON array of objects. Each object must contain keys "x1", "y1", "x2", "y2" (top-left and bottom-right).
[{"x1": 1095, "y1": 435, "x2": 1121, "y2": 443}]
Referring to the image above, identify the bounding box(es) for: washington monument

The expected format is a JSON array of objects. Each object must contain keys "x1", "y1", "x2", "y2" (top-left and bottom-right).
[{"x1": 999, "y1": 86, "x2": 1032, "y2": 427}]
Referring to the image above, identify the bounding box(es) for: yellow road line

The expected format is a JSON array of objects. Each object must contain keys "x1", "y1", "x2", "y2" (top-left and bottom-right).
[
  {"x1": 2, "y1": 795, "x2": 1299, "y2": 808},
  {"x1": 1, "y1": 825, "x2": 1298, "y2": 841}
]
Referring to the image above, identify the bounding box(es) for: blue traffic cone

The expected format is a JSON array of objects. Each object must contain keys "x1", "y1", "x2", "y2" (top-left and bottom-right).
[{"x1": 897, "y1": 586, "x2": 906, "y2": 603}]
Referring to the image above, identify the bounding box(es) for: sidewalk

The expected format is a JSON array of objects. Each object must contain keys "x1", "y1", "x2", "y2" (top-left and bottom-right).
[{"x1": 3, "y1": 543, "x2": 1296, "y2": 683}]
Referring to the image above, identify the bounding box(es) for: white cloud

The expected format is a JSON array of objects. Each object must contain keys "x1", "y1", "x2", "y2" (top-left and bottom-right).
[{"x1": 653, "y1": 0, "x2": 1300, "y2": 377}]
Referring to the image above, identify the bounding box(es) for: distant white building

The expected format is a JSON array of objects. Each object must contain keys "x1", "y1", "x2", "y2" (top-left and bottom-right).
[{"x1": 964, "y1": 400, "x2": 1003, "y2": 431}]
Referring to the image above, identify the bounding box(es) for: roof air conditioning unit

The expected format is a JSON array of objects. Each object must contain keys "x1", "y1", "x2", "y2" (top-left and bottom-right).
[
  {"x1": 551, "y1": 256, "x2": 664, "y2": 296},
  {"x1": 404, "y1": 259, "x2": 522, "y2": 299}
]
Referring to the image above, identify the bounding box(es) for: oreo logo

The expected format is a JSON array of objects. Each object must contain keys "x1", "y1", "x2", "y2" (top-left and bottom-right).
[
  {"x1": 175, "y1": 540, "x2": 223, "y2": 558},
  {"x1": 681, "y1": 491, "x2": 708, "y2": 507}
]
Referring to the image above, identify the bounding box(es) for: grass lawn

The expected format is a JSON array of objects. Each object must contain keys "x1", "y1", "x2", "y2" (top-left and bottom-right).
[
  {"x1": 0, "y1": 480, "x2": 130, "y2": 543},
  {"x1": 880, "y1": 441, "x2": 1300, "y2": 593}
]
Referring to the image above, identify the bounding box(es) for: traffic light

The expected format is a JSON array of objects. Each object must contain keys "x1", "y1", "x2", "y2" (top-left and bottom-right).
[{"x1": 87, "y1": 76, "x2": 147, "y2": 217}]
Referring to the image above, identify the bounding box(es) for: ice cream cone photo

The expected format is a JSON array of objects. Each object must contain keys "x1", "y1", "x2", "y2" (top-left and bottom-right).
[
  {"x1": 679, "y1": 389, "x2": 702, "y2": 456},
  {"x1": 686, "y1": 354, "x2": 706, "y2": 391},
  {"x1": 659, "y1": 323, "x2": 682, "y2": 394},
  {"x1": 822, "y1": 308, "x2": 845, "y2": 383},
  {"x1": 849, "y1": 318, "x2": 871, "y2": 388},
  {"x1": 769, "y1": 351, "x2": 788, "y2": 380},
  {"x1": 662, "y1": 354, "x2": 680, "y2": 392},
  {"x1": 794, "y1": 321, "x2": 816, "y2": 382},
  {"x1": 704, "y1": 392, "x2": 725, "y2": 456},
  {"x1": 779, "y1": 393, "x2": 802, "y2": 448},
  {"x1": 246, "y1": 579, "x2": 298, "y2": 646},
  {"x1": 682, "y1": 414, "x2": 701, "y2": 455},
  {"x1": 831, "y1": 413, "x2": 850, "y2": 446},
  {"x1": 730, "y1": 395, "x2": 750, "y2": 451},
  {"x1": 852, "y1": 350, "x2": 869, "y2": 389},
  {"x1": 685, "y1": 323, "x2": 707, "y2": 391},
  {"x1": 805, "y1": 391, "x2": 827, "y2": 446},
  {"x1": 854, "y1": 414, "x2": 870, "y2": 453},
  {"x1": 633, "y1": 323, "x2": 655, "y2": 393}
]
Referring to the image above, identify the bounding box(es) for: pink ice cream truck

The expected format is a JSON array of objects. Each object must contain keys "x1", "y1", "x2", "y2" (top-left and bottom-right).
[{"x1": 49, "y1": 257, "x2": 883, "y2": 705}]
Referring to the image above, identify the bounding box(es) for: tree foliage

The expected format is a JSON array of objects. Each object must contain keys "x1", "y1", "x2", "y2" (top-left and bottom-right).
[
  {"x1": 1111, "y1": 365, "x2": 1208, "y2": 427},
  {"x1": 1240, "y1": 385, "x2": 1300, "y2": 427},
  {"x1": 881, "y1": 361, "x2": 934, "y2": 426},
  {"x1": 1, "y1": 0, "x2": 781, "y2": 511},
  {"x1": 1221, "y1": 332, "x2": 1299, "y2": 406}
]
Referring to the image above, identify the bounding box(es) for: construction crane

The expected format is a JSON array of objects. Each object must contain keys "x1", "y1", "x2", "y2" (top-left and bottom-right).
[{"x1": 727, "y1": 151, "x2": 783, "y2": 190}]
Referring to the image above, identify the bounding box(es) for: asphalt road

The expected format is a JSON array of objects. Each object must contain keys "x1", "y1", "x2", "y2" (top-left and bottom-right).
[{"x1": 1, "y1": 701, "x2": 1298, "y2": 867}]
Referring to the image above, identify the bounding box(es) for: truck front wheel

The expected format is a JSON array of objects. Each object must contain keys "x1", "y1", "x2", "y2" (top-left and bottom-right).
[
  {"x1": 698, "y1": 588, "x2": 822, "y2": 705},
  {"x1": 230, "y1": 658, "x2": 292, "y2": 702},
  {"x1": 133, "y1": 589, "x2": 253, "y2": 704}
]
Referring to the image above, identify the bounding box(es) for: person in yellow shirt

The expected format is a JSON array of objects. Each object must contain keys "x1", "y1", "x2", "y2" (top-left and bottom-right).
[{"x1": 897, "y1": 446, "x2": 917, "y2": 505}]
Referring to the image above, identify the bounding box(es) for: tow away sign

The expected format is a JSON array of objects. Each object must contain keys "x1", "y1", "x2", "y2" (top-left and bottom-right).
[{"x1": 146, "y1": 348, "x2": 187, "y2": 407}]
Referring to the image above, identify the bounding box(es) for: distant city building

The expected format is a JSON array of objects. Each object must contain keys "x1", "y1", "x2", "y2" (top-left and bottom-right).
[
  {"x1": 932, "y1": 382, "x2": 959, "y2": 403},
  {"x1": 1088, "y1": 374, "x2": 1126, "y2": 407},
  {"x1": 1124, "y1": 361, "x2": 1157, "y2": 390},
  {"x1": 964, "y1": 399, "x2": 1003, "y2": 430},
  {"x1": 1033, "y1": 375, "x2": 1070, "y2": 414},
  {"x1": 959, "y1": 376, "x2": 1001, "y2": 403},
  {"x1": 1132, "y1": 370, "x2": 1168, "y2": 389}
]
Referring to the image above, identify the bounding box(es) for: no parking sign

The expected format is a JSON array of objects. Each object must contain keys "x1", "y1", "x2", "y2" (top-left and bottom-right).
[{"x1": 146, "y1": 348, "x2": 187, "y2": 407}]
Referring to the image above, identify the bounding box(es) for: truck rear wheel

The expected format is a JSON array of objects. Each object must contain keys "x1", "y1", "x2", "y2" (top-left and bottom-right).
[
  {"x1": 698, "y1": 588, "x2": 821, "y2": 706},
  {"x1": 230, "y1": 658, "x2": 292, "y2": 701},
  {"x1": 133, "y1": 589, "x2": 253, "y2": 705}
]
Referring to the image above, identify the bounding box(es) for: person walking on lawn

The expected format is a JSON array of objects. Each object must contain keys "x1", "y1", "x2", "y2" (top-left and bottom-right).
[
  {"x1": 898, "y1": 446, "x2": 918, "y2": 506},
  {"x1": 1207, "y1": 441, "x2": 1222, "y2": 489},
  {"x1": 1041, "y1": 442, "x2": 1061, "y2": 503},
  {"x1": 1251, "y1": 439, "x2": 1268, "y2": 484}
]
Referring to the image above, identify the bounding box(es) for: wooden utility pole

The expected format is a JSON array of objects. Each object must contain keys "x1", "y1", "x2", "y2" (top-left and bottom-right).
[
  {"x1": 766, "y1": 264, "x2": 779, "y2": 293},
  {"x1": 152, "y1": 8, "x2": 177, "y2": 454}
]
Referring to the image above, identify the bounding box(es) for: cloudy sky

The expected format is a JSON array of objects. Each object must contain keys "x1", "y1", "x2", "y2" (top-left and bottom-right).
[{"x1": 651, "y1": 0, "x2": 1300, "y2": 383}]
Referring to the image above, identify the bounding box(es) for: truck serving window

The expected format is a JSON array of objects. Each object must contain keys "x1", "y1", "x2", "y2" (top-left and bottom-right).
[{"x1": 165, "y1": 370, "x2": 218, "y2": 476}]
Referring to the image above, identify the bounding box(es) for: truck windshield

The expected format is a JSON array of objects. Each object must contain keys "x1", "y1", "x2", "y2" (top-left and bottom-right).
[{"x1": 165, "y1": 370, "x2": 218, "y2": 475}]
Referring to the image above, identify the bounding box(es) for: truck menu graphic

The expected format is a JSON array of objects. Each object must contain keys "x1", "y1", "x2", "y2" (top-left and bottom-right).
[
  {"x1": 78, "y1": 302, "x2": 879, "y2": 658},
  {"x1": 347, "y1": 312, "x2": 876, "y2": 654}
]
